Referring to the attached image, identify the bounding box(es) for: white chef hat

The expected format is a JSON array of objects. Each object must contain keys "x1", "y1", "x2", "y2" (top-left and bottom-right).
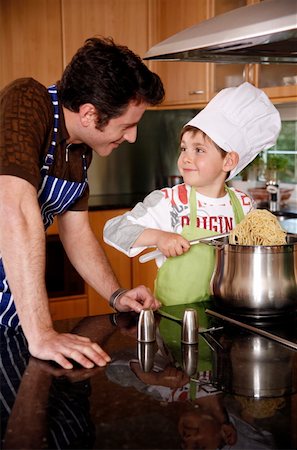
[{"x1": 185, "y1": 82, "x2": 281, "y2": 180}]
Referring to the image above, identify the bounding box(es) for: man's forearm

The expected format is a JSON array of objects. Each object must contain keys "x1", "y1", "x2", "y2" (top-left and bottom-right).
[
  {"x1": 1, "y1": 215, "x2": 53, "y2": 336},
  {"x1": 58, "y1": 211, "x2": 120, "y2": 301}
]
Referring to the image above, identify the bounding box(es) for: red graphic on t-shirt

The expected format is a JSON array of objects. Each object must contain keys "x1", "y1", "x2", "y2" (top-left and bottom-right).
[
  {"x1": 161, "y1": 188, "x2": 169, "y2": 199},
  {"x1": 181, "y1": 215, "x2": 234, "y2": 232},
  {"x1": 235, "y1": 189, "x2": 252, "y2": 206},
  {"x1": 177, "y1": 184, "x2": 188, "y2": 205}
]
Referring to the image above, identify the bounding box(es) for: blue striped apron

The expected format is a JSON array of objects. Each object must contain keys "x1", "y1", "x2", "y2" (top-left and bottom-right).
[{"x1": 0, "y1": 85, "x2": 88, "y2": 328}]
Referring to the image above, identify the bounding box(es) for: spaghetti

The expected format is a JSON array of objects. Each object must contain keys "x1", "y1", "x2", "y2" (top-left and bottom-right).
[
  {"x1": 235, "y1": 396, "x2": 285, "y2": 419},
  {"x1": 229, "y1": 209, "x2": 286, "y2": 245}
]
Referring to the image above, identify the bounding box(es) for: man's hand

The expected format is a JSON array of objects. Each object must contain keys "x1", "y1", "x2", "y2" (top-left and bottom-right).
[
  {"x1": 28, "y1": 329, "x2": 111, "y2": 370},
  {"x1": 114, "y1": 285, "x2": 161, "y2": 313}
]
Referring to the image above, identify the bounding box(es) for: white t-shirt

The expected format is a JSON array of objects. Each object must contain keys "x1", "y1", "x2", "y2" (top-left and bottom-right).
[{"x1": 104, "y1": 183, "x2": 253, "y2": 266}]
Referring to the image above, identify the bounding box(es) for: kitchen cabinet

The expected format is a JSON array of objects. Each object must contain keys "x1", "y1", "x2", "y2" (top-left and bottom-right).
[
  {"x1": 61, "y1": 0, "x2": 149, "y2": 66},
  {"x1": 148, "y1": 0, "x2": 296, "y2": 106},
  {"x1": 147, "y1": 0, "x2": 252, "y2": 107},
  {"x1": 0, "y1": 0, "x2": 63, "y2": 90},
  {"x1": 249, "y1": 0, "x2": 297, "y2": 103},
  {"x1": 132, "y1": 250, "x2": 157, "y2": 293},
  {"x1": 46, "y1": 209, "x2": 132, "y2": 320},
  {"x1": 148, "y1": 0, "x2": 210, "y2": 107},
  {"x1": 211, "y1": 0, "x2": 297, "y2": 102},
  {"x1": 247, "y1": 64, "x2": 297, "y2": 104},
  {"x1": 1, "y1": 0, "x2": 295, "y2": 105},
  {"x1": 0, "y1": 0, "x2": 148, "y2": 90}
]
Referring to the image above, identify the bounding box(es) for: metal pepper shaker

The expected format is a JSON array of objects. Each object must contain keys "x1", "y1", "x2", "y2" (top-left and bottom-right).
[
  {"x1": 266, "y1": 180, "x2": 280, "y2": 212},
  {"x1": 137, "y1": 309, "x2": 156, "y2": 342},
  {"x1": 181, "y1": 308, "x2": 198, "y2": 344}
]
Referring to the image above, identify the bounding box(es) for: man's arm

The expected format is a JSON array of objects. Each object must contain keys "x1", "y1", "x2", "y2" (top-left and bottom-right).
[
  {"x1": 0, "y1": 175, "x2": 111, "y2": 369},
  {"x1": 58, "y1": 209, "x2": 161, "y2": 312},
  {"x1": 0, "y1": 176, "x2": 52, "y2": 336},
  {"x1": 58, "y1": 209, "x2": 120, "y2": 299}
]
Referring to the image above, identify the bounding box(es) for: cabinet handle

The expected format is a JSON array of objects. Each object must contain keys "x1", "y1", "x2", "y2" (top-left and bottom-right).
[{"x1": 188, "y1": 90, "x2": 204, "y2": 95}]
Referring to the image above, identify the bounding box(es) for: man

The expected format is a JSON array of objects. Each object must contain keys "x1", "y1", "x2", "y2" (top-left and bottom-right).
[{"x1": 0, "y1": 37, "x2": 164, "y2": 369}]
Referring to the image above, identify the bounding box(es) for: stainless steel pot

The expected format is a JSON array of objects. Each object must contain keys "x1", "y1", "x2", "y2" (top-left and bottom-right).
[{"x1": 210, "y1": 235, "x2": 297, "y2": 318}]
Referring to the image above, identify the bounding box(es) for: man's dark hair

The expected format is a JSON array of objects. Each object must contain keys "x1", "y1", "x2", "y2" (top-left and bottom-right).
[{"x1": 57, "y1": 36, "x2": 165, "y2": 129}]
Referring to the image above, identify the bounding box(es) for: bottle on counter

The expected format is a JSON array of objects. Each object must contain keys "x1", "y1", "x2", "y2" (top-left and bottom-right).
[{"x1": 266, "y1": 180, "x2": 280, "y2": 212}]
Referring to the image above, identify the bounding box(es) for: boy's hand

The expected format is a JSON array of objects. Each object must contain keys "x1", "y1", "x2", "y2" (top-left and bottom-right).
[{"x1": 156, "y1": 231, "x2": 190, "y2": 258}]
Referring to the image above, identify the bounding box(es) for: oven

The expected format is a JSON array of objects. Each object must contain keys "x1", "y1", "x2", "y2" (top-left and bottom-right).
[{"x1": 45, "y1": 234, "x2": 85, "y2": 298}]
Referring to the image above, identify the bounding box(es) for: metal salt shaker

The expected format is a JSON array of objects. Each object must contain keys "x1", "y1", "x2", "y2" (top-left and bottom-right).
[
  {"x1": 137, "y1": 309, "x2": 156, "y2": 342},
  {"x1": 181, "y1": 308, "x2": 198, "y2": 344}
]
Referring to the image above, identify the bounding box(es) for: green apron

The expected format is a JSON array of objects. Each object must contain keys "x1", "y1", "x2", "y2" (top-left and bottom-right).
[{"x1": 155, "y1": 186, "x2": 245, "y2": 306}]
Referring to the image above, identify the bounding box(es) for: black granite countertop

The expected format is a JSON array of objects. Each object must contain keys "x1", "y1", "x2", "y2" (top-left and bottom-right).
[{"x1": 1, "y1": 304, "x2": 297, "y2": 449}]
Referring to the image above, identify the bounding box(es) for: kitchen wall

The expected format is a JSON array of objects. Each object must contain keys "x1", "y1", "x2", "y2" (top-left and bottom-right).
[{"x1": 88, "y1": 104, "x2": 297, "y2": 203}]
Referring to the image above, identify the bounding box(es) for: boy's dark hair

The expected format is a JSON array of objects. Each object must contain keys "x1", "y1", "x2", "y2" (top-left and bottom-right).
[
  {"x1": 180, "y1": 125, "x2": 226, "y2": 157},
  {"x1": 57, "y1": 37, "x2": 165, "y2": 130}
]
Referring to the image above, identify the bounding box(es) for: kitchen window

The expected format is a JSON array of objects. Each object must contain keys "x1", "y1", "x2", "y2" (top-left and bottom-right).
[
  {"x1": 240, "y1": 107, "x2": 297, "y2": 185},
  {"x1": 266, "y1": 120, "x2": 297, "y2": 184}
]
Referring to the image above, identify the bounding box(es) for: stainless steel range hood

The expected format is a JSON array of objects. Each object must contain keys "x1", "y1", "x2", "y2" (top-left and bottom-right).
[{"x1": 144, "y1": 0, "x2": 297, "y2": 64}]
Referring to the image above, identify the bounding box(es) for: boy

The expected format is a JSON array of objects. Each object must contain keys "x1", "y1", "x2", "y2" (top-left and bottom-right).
[{"x1": 104, "y1": 82, "x2": 281, "y2": 305}]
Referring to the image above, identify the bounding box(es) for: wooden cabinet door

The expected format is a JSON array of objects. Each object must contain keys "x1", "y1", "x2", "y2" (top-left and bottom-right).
[
  {"x1": 61, "y1": 0, "x2": 149, "y2": 66},
  {"x1": 132, "y1": 250, "x2": 157, "y2": 293},
  {"x1": 148, "y1": 0, "x2": 210, "y2": 107},
  {"x1": 0, "y1": 0, "x2": 63, "y2": 89},
  {"x1": 248, "y1": 64, "x2": 297, "y2": 104},
  {"x1": 88, "y1": 210, "x2": 132, "y2": 315}
]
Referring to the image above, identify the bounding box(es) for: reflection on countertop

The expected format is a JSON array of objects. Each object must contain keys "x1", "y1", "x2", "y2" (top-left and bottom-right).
[{"x1": 1, "y1": 305, "x2": 297, "y2": 450}]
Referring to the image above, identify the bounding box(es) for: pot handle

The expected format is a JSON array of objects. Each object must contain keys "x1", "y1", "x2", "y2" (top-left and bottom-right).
[
  {"x1": 139, "y1": 249, "x2": 162, "y2": 263},
  {"x1": 199, "y1": 238, "x2": 225, "y2": 248},
  {"x1": 139, "y1": 233, "x2": 228, "y2": 263}
]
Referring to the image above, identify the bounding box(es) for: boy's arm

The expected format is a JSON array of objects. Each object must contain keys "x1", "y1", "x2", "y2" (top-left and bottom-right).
[
  {"x1": 103, "y1": 190, "x2": 169, "y2": 256},
  {"x1": 103, "y1": 212, "x2": 146, "y2": 256},
  {"x1": 103, "y1": 191, "x2": 190, "y2": 257},
  {"x1": 104, "y1": 190, "x2": 190, "y2": 258},
  {"x1": 133, "y1": 229, "x2": 190, "y2": 258}
]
